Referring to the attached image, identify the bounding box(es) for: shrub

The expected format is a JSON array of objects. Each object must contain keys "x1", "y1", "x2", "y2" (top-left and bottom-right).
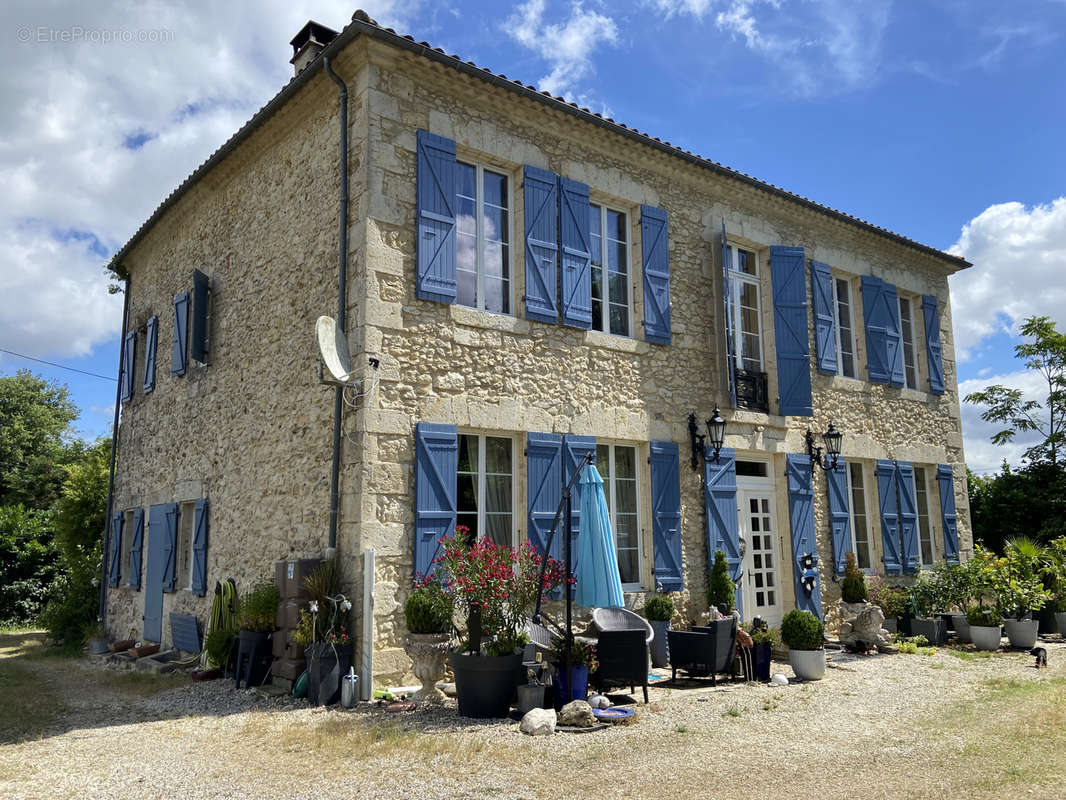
[
  {"x1": 967, "y1": 605, "x2": 1002, "y2": 628},
  {"x1": 644, "y1": 593, "x2": 675, "y2": 622},
  {"x1": 0, "y1": 505, "x2": 62, "y2": 625},
  {"x1": 238, "y1": 580, "x2": 279, "y2": 633},
  {"x1": 743, "y1": 620, "x2": 780, "y2": 647},
  {"x1": 780, "y1": 608, "x2": 824, "y2": 651},
  {"x1": 405, "y1": 574, "x2": 453, "y2": 634},
  {"x1": 707, "y1": 550, "x2": 735, "y2": 615},
  {"x1": 840, "y1": 552, "x2": 868, "y2": 604},
  {"x1": 38, "y1": 546, "x2": 99, "y2": 645}
]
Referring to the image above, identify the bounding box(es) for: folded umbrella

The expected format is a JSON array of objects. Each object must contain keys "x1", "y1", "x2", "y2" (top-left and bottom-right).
[{"x1": 574, "y1": 464, "x2": 625, "y2": 608}]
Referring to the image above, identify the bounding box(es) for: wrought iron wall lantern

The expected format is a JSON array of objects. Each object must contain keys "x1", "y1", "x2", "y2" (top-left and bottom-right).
[
  {"x1": 688, "y1": 406, "x2": 727, "y2": 469},
  {"x1": 805, "y1": 422, "x2": 843, "y2": 473}
]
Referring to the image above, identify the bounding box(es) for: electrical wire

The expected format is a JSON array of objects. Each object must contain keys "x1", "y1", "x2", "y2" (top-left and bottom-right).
[{"x1": 0, "y1": 348, "x2": 117, "y2": 381}]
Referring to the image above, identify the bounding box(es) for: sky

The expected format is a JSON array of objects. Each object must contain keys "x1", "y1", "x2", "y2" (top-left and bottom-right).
[{"x1": 1, "y1": 0, "x2": 1064, "y2": 473}]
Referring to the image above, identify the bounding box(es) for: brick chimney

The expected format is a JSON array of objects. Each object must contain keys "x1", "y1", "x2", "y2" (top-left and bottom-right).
[{"x1": 289, "y1": 21, "x2": 339, "y2": 75}]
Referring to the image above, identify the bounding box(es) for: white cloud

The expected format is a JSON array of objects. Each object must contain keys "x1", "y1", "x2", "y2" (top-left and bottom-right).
[
  {"x1": 652, "y1": 0, "x2": 715, "y2": 19},
  {"x1": 503, "y1": 0, "x2": 619, "y2": 99},
  {"x1": 959, "y1": 369, "x2": 1051, "y2": 474},
  {"x1": 948, "y1": 198, "x2": 1066, "y2": 359},
  {"x1": 0, "y1": 1, "x2": 418, "y2": 361}
]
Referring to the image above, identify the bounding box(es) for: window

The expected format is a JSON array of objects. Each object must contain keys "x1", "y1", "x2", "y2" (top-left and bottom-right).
[
  {"x1": 898, "y1": 295, "x2": 918, "y2": 389},
  {"x1": 177, "y1": 502, "x2": 195, "y2": 590},
  {"x1": 456, "y1": 434, "x2": 514, "y2": 547},
  {"x1": 915, "y1": 467, "x2": 935, "y2": 566},
  {"x1": 596, "y1": 443, "x2": 640, "y2": 587},
  {"x1": 848, "y1": 462, "x2": 873, "y2": 570},
  {"x1": 121, "y1": 510, "x2": 135, "y2": 585},
  {"x1": 834, "y1": 278, "x2": 857, "y2": 378},
  {"x1": 726, "y1": 245, "x2": 763, "y2": 372},
  {"x1": 735, "y1": 460, "x2": 769, "y2": 478},
  {"x1": 589, "y1": 204, "x2": 630, "y2": 336},
  {"x1": 456, "y1": 163, "x2": 511, "y2": 314}
]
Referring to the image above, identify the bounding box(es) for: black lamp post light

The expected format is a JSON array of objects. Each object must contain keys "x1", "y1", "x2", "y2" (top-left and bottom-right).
[
  {"x1": 805, "y1": 422, "x2": 843, "y2": 473},
  {"x1": 688, "y1": 406, "x2": 727, "y2": 469}
]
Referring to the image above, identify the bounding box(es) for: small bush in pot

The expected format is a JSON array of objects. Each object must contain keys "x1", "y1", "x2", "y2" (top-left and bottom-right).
[
  {"x1": 644, "y1": 593, "x2": 674, "y2": 622},
  {"x1": 868, "y1": 575, "x2": 908, "y2": 632},
  {"x1": 840, "y1": 552, "x2": 868, "y2": 604},
  {"x1": 238, "y1": 580, "x2": 279, "y2": 633},
  {"x1": 781, "y1": 608, "x2": 825, "y2": 681},
  {"x1": 707, "y1": 549, "x2": 736, "y2": 615},
  {"x1": 967, "y1": 604, "x2": 1004, "y2": 651},
  {"x1": 405, "y1": 575, "x2": 453, "y2": 635},
  {"x1": 743, "y1": 619, "x2": 779, "y2": 682},
  {"x1": 907, "y1": 571, "x2": 948, "y2": 644}
]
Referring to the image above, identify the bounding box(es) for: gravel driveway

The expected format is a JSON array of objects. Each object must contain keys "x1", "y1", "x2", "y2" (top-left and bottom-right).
[{"x1": 2, "y1": 634, "x2": 1065, "y2": 800}]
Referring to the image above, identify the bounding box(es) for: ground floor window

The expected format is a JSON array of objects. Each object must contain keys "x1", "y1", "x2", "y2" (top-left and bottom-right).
[
  {"x1": 915, "y1": 466, "x2": 935, "y2": 566},
  {"x1": 177, "y1": 502, "x2": 195, "y2": 590},
  {"x1": 596, "y1": 443, "x2": 640, "y2": 587},
  {"x1": 121, "y1": 509, "x2": 134, "y2": 585},
  {"x1": 848, "y1": 462, "x2": 873, "y2": 570},
  {"x1": 457, "y1": 434, "x2": 514, "y2": 547}
]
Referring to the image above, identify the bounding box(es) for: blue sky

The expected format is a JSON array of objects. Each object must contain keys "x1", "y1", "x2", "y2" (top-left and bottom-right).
[{"x1": 2, "y1": 0, "x2": 1064, "y2": 471}]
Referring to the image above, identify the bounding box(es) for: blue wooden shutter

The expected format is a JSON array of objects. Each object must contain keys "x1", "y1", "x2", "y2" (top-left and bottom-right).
[
  {"x1": 563, "y1": 434, "x2": 596, "y2": 574},
  {"x1": 414, "y1": 423, "x2": 458, "y2": 577},
  {"x1": 526, "y1": 432, "x2": 563, "y2": 560},
  {"x1": 826, "y1": 459, "x2": 852, "y2": 575},
  {"x1": 523, "y1": 166, "x2": 559, "y2": 323},
  {"x1": 559, "y1": 178, "x2": 592, "y2": 329},
  {"x1": 650, "y1": 441, "x2": 683, "y2": 591},
  {"x1": 721, "y1": 223, "x2": 737, "y2": 407},
  {"x1": 896, "y1": 462, "x2": 920, "y2": 573},
  {"x1": 641, "y1": 205, "x2": 671, "y2": 345},
  {"x1": 937, "y1": 464, "x2": 959, "y2": 564},
  {"x1": 416, "y1": 131, "x2": 458, "y2": 304},
  {"x1": 109, "y1": 512, "x2": 124, "y2": 587},
  {"x1": 862, "y1": 276, "x2": 889, "y2": 383},
  {"x1": 143, "y1": 315, "x2": 158, "y2": 393},
  {"x1": 191, "y1": 269, "x2": 210, "y2": 364},
  {"x1": 703, "y1": 447, "x2": 742, "y2": 615},
  {"x1": 770, "y1": 246, "x2": 812, "y2": 416},
  {"x1": 162, "y1": 503, "x2": 178, "y2": 592},
  {"x1": 120, "y1": 331, "x2": 136, "y2": 403},
  {"x1": 786, "y1": 453, "x2": 821, "y2": 618},
  {"x1": 810, "y1": 260, "x2": 837, "y2": 375},
  {"x1": 191, "y1": 498, "x2": 209, "y2": 596},
  {"x1": 883, "y1": 282, "x2": 904, "y2": 387},
  {"x1": 876, "y1": 460, "x2": 901, "y2": 575},
  {"x1": 923, "y1": 295, "x2": 945, "y2": 395},
  {"x1": 128, "y1": 508, "x2": 144, "y2": 590},
  {"x1": 172, "y1": 292, "x2": 189, "y2": 376}
]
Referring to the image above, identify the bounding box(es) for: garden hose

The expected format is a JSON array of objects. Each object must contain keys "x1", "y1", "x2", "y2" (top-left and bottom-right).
[{"x1": 200, "y1": 579, "x2": 239, "y2": 670}]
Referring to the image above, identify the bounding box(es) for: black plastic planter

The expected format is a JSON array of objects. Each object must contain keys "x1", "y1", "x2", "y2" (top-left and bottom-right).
[
  {"x1": 752, "y1": 642, "x2": 772, "y2": 682},
  {"x1": 450, "y1": 651, "x2": 523, "y2": 718},
  {"x1": 305, "y1": 643, "x2": 353, "y2": 706},
  {"x1": 910, "y1": 617, "x2": 947, "y2": 645}
]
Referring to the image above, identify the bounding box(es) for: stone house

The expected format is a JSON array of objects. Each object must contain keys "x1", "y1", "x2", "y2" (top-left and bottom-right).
[{"x1": 102, "y1": 12, "x2": 973, "y2": 686}]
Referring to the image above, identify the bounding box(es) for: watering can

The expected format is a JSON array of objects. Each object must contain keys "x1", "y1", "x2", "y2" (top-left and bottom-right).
[{"x1": 341, "y1": 666, "x2": 359, "y2": 708}]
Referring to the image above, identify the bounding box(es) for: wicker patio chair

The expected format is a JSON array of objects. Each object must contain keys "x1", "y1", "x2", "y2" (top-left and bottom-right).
[
  {"x1": 593, "y1": 629, "x2": 650, "y2": 703},
  {"x1": 668, "y1": 617, "x2": 738, "y2": 685}
]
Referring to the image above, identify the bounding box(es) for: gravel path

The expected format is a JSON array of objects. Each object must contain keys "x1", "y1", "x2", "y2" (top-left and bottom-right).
[{"x1": 2, "y1": 640, "x2": 1065, "y2": 800}]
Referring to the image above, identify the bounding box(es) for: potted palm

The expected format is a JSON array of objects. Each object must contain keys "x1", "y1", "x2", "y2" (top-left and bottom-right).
[
  {"x1": 993, "y1": 540, "x2": 1049, "y2": 649},
  {"x1": 402, "y1": 573, "x2": 453, "y2": 704},
  {"x1": 644, "y1": 591, "x2": 674, "y2": 668},
  {"x1": 436, "y1": 528, "x2": 566, "y2": 718},
  {"x1": 781, "y1": 608, "x2": 825, "y2": 681}
]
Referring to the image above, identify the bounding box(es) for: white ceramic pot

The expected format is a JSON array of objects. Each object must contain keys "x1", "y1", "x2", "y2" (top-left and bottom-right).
[
  {"x1": 950, "y1": 614, "x2": 971, "y2": 643},
  {"x1": 969, "y1": 625, "x2": 1002, "y2": 651},
  {"x1": 1003, "y1": 618, "x2": 1039, "y2": 649},
  {"x1": 403, "y1": 632, "x2": 451, "y2": 704},
  {"x1": 789, "y1": 648, "x2": 826, "y2": 681}
]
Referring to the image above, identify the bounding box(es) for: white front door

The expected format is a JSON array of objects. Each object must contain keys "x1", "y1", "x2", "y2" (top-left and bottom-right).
[{"x1": 739, "y1": 488, "x2": 782, "y2": 626}]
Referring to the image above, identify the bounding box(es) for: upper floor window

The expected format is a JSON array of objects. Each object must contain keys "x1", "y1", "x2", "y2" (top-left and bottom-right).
[
  {"x1": 898, "y1": 295, "x2": 918, "y2": 389},
  {"x1": 914, "y1": 466, "x2": 935, "y2": 566},
  {"x1": 834, "y1": 278, "x2": 857, "y2": 379},
  {"x1": 848, "y1": 462, "x2": 873, "y2": 570},
  {"x1": 596, "y1": 443, "x2": 640, "y2": 587},
  {"x1": 456, "y1": 433, "x2": 514, "y2": 547},
  {"x1": 726, "y1": 245, "x2": 763, "y2": 372},
  {"x1": 456, "y1": 163, "x2": 511, "y2": 314},
  {"x1": 589, "y1": 204, "x2": 630, "y2": 336}
]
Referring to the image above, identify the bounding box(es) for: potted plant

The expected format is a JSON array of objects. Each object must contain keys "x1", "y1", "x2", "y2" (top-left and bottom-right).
[
  {"x1": 1042, "y1": 538, "x2": 1066, "y2": 634},
  {"x1": 644, "y1": 591, "x2": 674, "y2": 668},
  {"x1": 551, "y1": 636, "x2": 597, "y2": 703},
  {"x1": 868, "y1": 575, "x2": 908, "y2": 634},
  {"x1": 743, "y1": 619, "x2": 779, "y2": 682},
  {"x1": 236, "y1": 579, "x2": 279, "y2": 687},
  {"x1": 992, "y1": 540, "x2": 1049, "y2": 649},
  {"x1": 402, "y1": 573, "x2": 453, "y2": 704},
  {"x1": 967, "y1": 605, "x2": 1003, "y2": 651},
  {"x1": 707, "y1": 549, "x2": 736, "y2": 616},
  {"x1": 840, "y1": 552, "x2": 868, "y2": 605},
  {"x1": 296, "y1": 559, "x2": 354, "y2": 705},
  {"x1": 436, "y1": 527, "x2": 566, "y2": 718},
  {"x1": 780, "y1": 608, "x2": 825, "y2": 681},
  {"x1": 906, "y1": 571, "x2": 948, "y2": 645}
]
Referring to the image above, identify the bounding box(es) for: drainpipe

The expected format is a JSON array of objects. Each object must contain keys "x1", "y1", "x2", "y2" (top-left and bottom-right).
[
  {"x1": 323, "y1": 56, "x2": 348, "y2": 553},
  {"x1": 98, "y1": 278, "x2": 131, "y2": 624}
]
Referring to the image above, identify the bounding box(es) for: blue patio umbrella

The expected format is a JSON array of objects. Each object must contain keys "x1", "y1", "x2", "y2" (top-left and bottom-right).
[{"x1": 574, "y1": 464, "x2": 624, "y2": 608}]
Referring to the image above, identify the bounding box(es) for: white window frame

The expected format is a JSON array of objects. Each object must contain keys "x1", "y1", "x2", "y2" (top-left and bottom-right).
[
  {"x1": 597, "y1": 442, "x2": 642, "y2": 591},
  {"x1": 914, "y1": 466, "x2": 936, "y2": 567},
  {"x1": 455, "y1": 161, "x2": 514, "y2": 316},
  {"x1": 898, "y1": 294, "x2": 918, "y2": 390},
  {"x1": 589, "y1": 202, "x2": 632, "y2": 338},
  {"x1": 726, "y1": 245, "x2": 764, "y2": 372},
  {"x1": 177, "y1": 501, "x2": 196, "y2": 591},
  {"x1": 846, "y1": 462, "x2": 874, "y2": 573},
  {"x1": 456, "y1": 431, "x2": 517, "y2": 549},
  {"x1": 833, "y1": 276, "x2": 858, "y2": 379}
]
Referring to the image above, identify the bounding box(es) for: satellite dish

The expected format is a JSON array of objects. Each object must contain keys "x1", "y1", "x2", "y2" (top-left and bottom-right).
[{"x1": 316, "y1": 315, "x2": 352, "y2": 384}]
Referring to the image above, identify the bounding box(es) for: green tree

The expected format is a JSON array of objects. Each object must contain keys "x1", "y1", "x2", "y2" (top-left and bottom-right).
[
  {"x1": 0, "y1": 370, "x2": 79, "y2": 508},
  {"x1": 53, "y1": 437, "x2": 111, "y2": 562},
  {"x1": 968, "y1": 462, "x2": 1066, "y2": 552},
  {"x1": 0, "y1": 505, "x2": 61, "y2": 624},
  {"x1": 964, "y1": 316, "x2": 1066, "y2": 466}
]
